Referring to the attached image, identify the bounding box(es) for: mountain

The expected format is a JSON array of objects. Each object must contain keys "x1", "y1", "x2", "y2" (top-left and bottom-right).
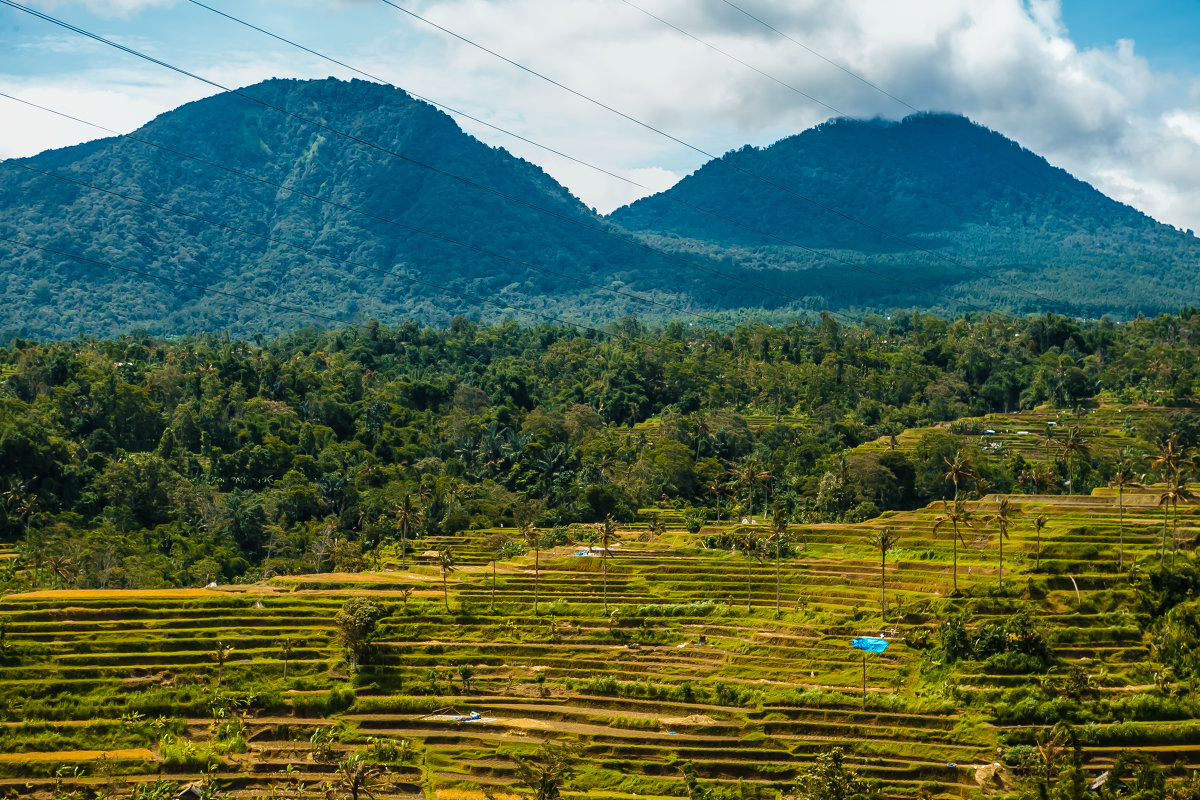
[
  {"x1": 0, "y1": 78, "x2": 749, "y2": 338},
  {"x1": 609, "y1": 113, "x2": 1200, "y2": 316},
  {"x1": 1, "y1": 80, "x2": 1198, "y2": 338}
]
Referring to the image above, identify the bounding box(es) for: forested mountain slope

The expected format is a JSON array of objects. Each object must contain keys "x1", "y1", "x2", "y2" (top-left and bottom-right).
[
  {"x1": 2, "y1": 80, "x2": 1200, "y2": 338},
  {"x1": 610, "y1": 113, "x2": 1200, "y2": 316},
  {"x1": 0, "y1": 78, "x2": 738, "y2": 338}
]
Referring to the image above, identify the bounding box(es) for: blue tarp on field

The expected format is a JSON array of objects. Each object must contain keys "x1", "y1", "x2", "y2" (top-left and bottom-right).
[{"x1": 849, "y1": 637, "x2": 889, "y2": 653}]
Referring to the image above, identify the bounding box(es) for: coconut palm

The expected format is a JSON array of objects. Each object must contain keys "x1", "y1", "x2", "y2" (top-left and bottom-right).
[
  {"x1": 1060, "y1": 426, "x2": 1091, "y2": 494},
  {"x1": 1033, "y1": 514, "x2": 1048, "y2": 570},
  {"x1": 393, "y1": 494, "x2": 424, "y2": 568},
  {"x1": 709, "y1": 480, "x2": 727, "y2": 523},
  {"x1": 733, "y1": 459, "x2": 771, "y2": 522},
  {"x1": 987, "y1": 498, "x2": 1015, "y2": 589},
  {"x1": 481, "y1": 532, "x2": 509, "y2": 613},
  {"x1": 280, "y1": 637, "x2": 293, "y2": 682},
  {"x1": 1157, "y1": 478, "x2": 1196, "y2": 571},
  {"x1": 596, "y1": 515, "x2": 620, "y2": 616},
  {"x1": 521, "y1": 519, "x2": 541, "y2": 616},
  {"x1": 872, "y1": 527, "x2": 900, "y2": 619},
  {"x1": 336, "y1": 749, "x2": 382, "y2": 800},
  {"x1": 1147, "y1": 434, "x2": 1193, "y2": 481},
  {"x1": 436, "y1": 548, "x2": 456, "y2": 612},
  {"x1": 737, "y1": 528, "x2": 764, "y2": 612},
  {"x1": 942, "y1": 451, "x2": 976, "y2": 499},
  {"x1": 1108, "y1": 460, "x2": 1142, "y2": 571},
  {"x1": 766, "y1": 510, "x2": 795, "y2": 615},
  {"x1": 212, "y1": 641, "x2": 234, "y2": 688},
  {"x1": 933, "y1": 499, "x2": 975, "y2": 593}
]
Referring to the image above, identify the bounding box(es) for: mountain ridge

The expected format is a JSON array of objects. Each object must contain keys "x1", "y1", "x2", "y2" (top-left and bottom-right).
[{"x1": 1, "y1": 78, "x2": 1198, "y2": 338}]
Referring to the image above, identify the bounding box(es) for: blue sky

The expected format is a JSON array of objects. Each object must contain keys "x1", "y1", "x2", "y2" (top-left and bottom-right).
[
  {"x1": 1061, "y1": 0, "x2": 1200, "y2": 73},
  {"x1": 2, "y1": 0, "x2": 1200, "y2": 232}
]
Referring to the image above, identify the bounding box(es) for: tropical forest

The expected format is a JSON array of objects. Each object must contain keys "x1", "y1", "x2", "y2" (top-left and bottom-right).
[{"x1": 2, "y1": 310, "x2": 1200, "y2": 799}]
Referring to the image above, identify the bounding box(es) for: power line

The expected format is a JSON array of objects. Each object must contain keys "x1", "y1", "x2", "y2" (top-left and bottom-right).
[
  {"x1": 182, "y1": 0, "x2": 953, "y2": 312},
  {"x1": 374, "y1": 0, "x2": 1046, "y2": 311},
  {"x1": 716, "y1": 0, "x2": 917, "y2": 115},
  {"x1": 617, "y1": 0, "x2": 1063, "y2": 309},
  {"x1": 0, "y1": 0, "x2": 881, "y2": 323},
  {"x1": 0, "y1": 91, "x2": 766, "y2": 329},
  {"x1": 715, "y1": 0, "x2": 1104, "y2": 246}
]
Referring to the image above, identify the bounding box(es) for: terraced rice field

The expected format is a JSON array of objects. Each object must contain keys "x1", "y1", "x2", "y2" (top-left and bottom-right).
[{"x1": 0, "y1": 475, "x2": 1195, "y2": 797}]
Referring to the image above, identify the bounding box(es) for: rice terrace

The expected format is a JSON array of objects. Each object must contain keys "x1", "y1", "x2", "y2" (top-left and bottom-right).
[
  {"x1": 6, "y1": 1, "x2": 1200, "y2": 799},
  {"x1": 2, "y1": 315, "x2": 1200, "y2": 800}
]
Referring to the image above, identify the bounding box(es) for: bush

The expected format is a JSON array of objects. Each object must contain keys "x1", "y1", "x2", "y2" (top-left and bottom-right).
[{"x1": 630, "y1": 600, "x2": 716, "y2": 617}]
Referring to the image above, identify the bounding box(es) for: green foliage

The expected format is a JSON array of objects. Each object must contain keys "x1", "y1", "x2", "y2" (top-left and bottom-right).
[{"x1": 790, "y1": 747, "x2": 880, "y2": 800}]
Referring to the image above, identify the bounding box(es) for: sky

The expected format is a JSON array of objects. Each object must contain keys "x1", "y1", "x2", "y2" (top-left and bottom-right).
[{"x1": 2, "y1": 0, "x2": 1200, "y2": 234}]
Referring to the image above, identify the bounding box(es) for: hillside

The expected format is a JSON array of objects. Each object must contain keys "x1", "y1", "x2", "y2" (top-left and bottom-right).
[
  {"x1": 0, "y1": 78, "x2": 745, "y2": 339},
  {"x1": 3, "y1": 83, "x2": 1200, "y2": 337},
  {"x1": 610, "y1": 113, "x2": 1200, "y2": 316}
]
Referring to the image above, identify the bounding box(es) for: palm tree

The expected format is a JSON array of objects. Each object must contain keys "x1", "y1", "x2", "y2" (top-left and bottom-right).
[
  {"x1": 393, "y1": 494, "x2": 424, "y2": 568},
  {"x1": 481, "y1": 532, "x2": 509, "y2": 614},
  {"x1": 521, "y1": 519, "x2": 541, "y2": 616},
  {"x1": 709, "y1": 480, "x2": 727, "y2": 523},
  {"x1": 596, "y1": 515, "x2": 620, "y2": 616},
  {"x1": 933, "y1": 499, "x2": 975, "y2": 594},
  {"x1": 1147, "y1": 434, "x2": 1193, "y2": 482},
  {"x1": 737, "y1": 528, "x2": 763, "y2": 612},
  {"x1": 280, "y1": 637, "x2": 293, "y2": 682},
  {"x1": 733, "y1": 459, "x2": 771, "y2": 522},
  {"x1": 987, "y1": 498, "x2": 1015, "y2": 589},
  {"x1": 942, "y1": 451, "x2": 976, "y2": 499},
  {"x1": 1108, "y1": 461, "x2": 1141, "y2": 571},
  {"x1": 766, "y1": 510, "x2": 794, "y2": 615},
  {"x1": 212, "y1": 641, "x2": 235, "y2": 688},
  {"x1": 1033, "y1": 514, "x2": 1048, "y2": 570},
  {"x1": 1158, "y1": 478, "x2": 1196, "y2": 571},
  {"x1": 336, "y1": 750, "x2": 382, "y2": 800},
  {"x1": 1040, "y1": 425, "x2": 1057, "y2": 466},
  {"x1": 1060, "y1": 426, "x2": 1091, "y2": 494},
  {"x1": 872, "y1": 527, "x2": 900, "y2": 619},
  {"x1": 436, "y1": 548, "x2": 456, "y2": 612}
]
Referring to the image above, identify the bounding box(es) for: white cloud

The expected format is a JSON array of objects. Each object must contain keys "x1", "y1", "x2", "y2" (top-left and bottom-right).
[
  {"x1": 3, "y1": 0, "x2": 1200, "y2": 229},
  {"x1": 29, "y1": 0, "x2": 179, "y2": 18}
]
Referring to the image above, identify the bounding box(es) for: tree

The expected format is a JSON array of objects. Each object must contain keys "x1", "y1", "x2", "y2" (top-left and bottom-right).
[
  {"x1": 457, "y1": 663, "x2": 475, "y2": 692},
  {"x1": 1034, "y1": 514, "x2": 1048, "y2": 571},
  {"x1": 733, "y1": 458, "x2": 770, "y2": 521},
  {"x1": 1109, "y1": 460, "x2": 1142, "y2": 571},
  {"x1": 521, "y1": 517, "x2": 542, "y2": 616},
  {"x1": 280, "y1": 637, "x2": 293, "y2": 682},
  {"x1": 211, "y1": 641, "x2": 234, "y2": 688},
  {"x1": 596, "y1": 515, "x2": 621, "y2": 616},
  {"x1": 482, "y1": 532, "x2": 510, "y2": 613},
  {"x1": 872, "y1": 527, "x2": 899, "y2": 619},
  {"x1": 709, "y1": 480, "x2": 727, "y2": 523},
  {"x1": 737, "y1": 527, "x2": 763, "y2": 612},
  {"x1": 507, "y1": 742, "x2": 579, "y2": 800},
  {"x1": 393, "y1": 494, "x2": 424, "y2": 568},
  {"x1": 942, "y1": 450, "x2": 976, "y2": 499},
  {"x1": 1060, "y1": 426, "x2": 1091, "y2": 494},
  {"x1": 437, "y1": 548, "x2": 457, "y2": 612},
  {"x1": 1159, "y1": 478, "x2": 1196, "y2": 571},
  {"x1": 987, "y1": 498, "x2": 1015, "y2": 589},
  {"x1": 933, "y1": 499, "x2": 974, "y2": 594},
  {"x1": 767, "y1": 510, "x2": 794, "y2": 615},
  {"x1": 335, "y1": 598, "x2": 387, "y2": 673},
  {"x1": 336, "y1": 749, "x2": 383, "y2": 800},
  {"x1": 791, "y1": 747, "x2": 879, "y2": 800}
]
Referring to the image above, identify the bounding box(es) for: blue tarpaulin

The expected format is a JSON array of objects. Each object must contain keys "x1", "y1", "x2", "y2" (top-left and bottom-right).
[{"x1": 849, "y1": 637, "x2": 889, "y2": 653}]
